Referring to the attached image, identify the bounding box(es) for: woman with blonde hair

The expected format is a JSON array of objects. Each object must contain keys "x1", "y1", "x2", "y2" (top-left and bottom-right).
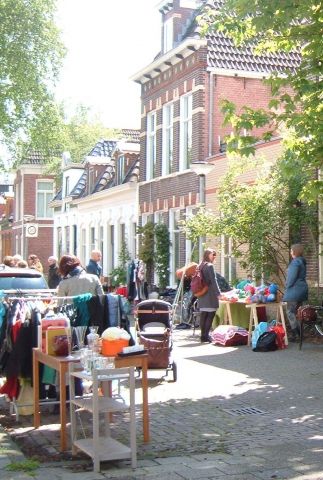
[{"x1": 27, "y1": 254, "x2": 43, "y2": 273}]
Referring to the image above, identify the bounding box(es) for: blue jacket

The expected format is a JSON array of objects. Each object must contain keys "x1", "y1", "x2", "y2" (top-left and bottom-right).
[
  {"x1": 283, "y1": 256, "x2": 308, "y2": 302},
  {"x1": 86, "y1": 259, "x2": 102, "y2": 278}
]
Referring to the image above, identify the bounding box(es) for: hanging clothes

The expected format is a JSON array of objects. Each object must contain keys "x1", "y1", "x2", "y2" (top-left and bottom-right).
[
  {"x1": 87, "y1": 295, "x2": 107, "y2": 335},
  {"x1": 0, "y1": 300, "x2": 39, "y2": 400}
]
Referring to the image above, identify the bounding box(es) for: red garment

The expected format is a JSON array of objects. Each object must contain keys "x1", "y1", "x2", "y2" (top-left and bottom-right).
[
  {"x1": 0, "y1": 376, "x2": 20, "y2": 400},
  {"x1": 116, "y1": 286, "x2": 128, "y2": 297}
]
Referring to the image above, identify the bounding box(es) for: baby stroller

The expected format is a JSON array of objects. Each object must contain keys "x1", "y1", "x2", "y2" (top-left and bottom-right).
[{"x1": 135, "y1": 299, "x2": 177, "y2": 382}]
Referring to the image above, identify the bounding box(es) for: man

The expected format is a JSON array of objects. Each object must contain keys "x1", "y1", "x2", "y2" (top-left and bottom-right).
[
  {"x1": 86, "y1": 250, "x2": 103, "y2": 279},
  {"x1": 47, "y1": 256, "x2": 61, "y2": 289}
]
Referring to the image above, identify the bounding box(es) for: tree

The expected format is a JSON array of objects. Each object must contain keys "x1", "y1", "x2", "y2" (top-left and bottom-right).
[
  {"x1": 14, "y1": 104, "x2": 121, "y2": 183},
  {"x1": 137, "y1": 221, "x2": 155, "y2": 286},
  {"x1": 180, "y1": 156, "x2": 317, "y2": 285},
  {"x1": 199, "y1": 0, "x2": 323, "y2": 202},
  {"x1": 154, "y1": 223, "x2": 171, "y2": 291},
  {"x1": 0, "y1": 0, "x2": 65, "y2": 153}
]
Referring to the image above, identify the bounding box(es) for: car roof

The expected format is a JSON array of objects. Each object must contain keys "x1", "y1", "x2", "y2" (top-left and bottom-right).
[{"x1": 0, "y1": 266, "x2": 44, "y2": 277}]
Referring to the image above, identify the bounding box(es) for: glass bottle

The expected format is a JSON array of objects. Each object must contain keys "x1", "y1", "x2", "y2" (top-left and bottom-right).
[{"x1": 87, "y1": 326, "x2": 100, "y2": 353}]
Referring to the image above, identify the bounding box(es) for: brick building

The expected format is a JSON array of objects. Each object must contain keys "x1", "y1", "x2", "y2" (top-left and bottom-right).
[
  {"x1": 12, "y1": 152, "x2": 55, "y2": 275},
  {"x1": 132, "y1": 0, "x2": 301, "y2": 287}
]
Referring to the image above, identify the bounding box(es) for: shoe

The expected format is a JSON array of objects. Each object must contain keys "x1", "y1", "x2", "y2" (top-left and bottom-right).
[{"x1": 200, "y1": 336, "x2": 211, "y2": 343}]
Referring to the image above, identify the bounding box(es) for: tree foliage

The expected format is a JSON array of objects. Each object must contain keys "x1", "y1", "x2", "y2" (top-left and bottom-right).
[
  {"x1": 109, "y1": 239, "x2": 131, "y2": 287},
  {"x1": 181, "y1": 156, "x2": 317, "y2": 284},
  {"x1": 154, "y1": 223, "x2": 171, "y2": 291},
  {"x1": 14, "y1": 104, "x2": 121, "y2": 183},
  {"x1": 137, "y1": 221, "x2": 155, "y2": 285},
  {"x1": 199, "y1": 0, "x2": 323, "y2": 202},
  {"x1": 0, "y1": 0, "x2": 65, "y2": 151}
]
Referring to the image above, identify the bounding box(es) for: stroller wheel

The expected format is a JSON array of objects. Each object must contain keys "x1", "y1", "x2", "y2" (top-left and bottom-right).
[{"x1": 172, "y1": 361, "x2": 177, "y2": 382}]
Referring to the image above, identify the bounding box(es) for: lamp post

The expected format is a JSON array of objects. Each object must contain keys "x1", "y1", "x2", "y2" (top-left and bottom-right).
[{"x1": 190, "y1": 161, "x2": 215, "y2": 260}]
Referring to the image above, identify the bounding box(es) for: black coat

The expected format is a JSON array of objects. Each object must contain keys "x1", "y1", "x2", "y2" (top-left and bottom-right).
[{"x1": 48, "y1": 264, "x2": 61, "y2": 289}]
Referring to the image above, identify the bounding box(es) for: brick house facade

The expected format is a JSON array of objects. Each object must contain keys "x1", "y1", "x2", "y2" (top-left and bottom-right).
[
  {"x1": 132, "y1": 0, "x2": 304, "y2": 288},
  {"x1": 12, "y1": 155, "x2": 55, "y2": 276}
]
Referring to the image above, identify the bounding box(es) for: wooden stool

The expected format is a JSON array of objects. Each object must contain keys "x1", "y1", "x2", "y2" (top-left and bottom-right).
[{"x1": 246, "y1": 302, "x2": 288, "y2": 347}]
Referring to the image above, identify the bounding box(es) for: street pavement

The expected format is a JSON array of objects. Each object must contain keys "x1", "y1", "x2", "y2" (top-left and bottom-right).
[{"x1": 1, "y1": 328, "x2": 323, "y2": 479}]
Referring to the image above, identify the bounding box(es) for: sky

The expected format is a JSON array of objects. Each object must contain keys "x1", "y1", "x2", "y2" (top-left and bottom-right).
[{"x1": 55, "y1": 0, "x2": 161, "y2": 129}]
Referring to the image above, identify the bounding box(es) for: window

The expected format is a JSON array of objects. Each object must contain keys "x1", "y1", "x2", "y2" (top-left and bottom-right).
[
  {"x1": 90, "y1": 227, "x2": 95, "y2": 252},
  {"x1": 65, "y1": 226, "x2": 70, "y2": 254},
  {"x1": 131, "y1": 221, "x2": 137, "y2": 258},
  {"x1": 170, "y1": 209, "x2": 181, "y2": 284},
  {"x1": 110, "y1": 225, "x2": 115, "y2": 269},
  {"x1": 162, "y1": 103, "x2": 173, "y2": 176},
  {"x1": 146, "y1": 112, "x2": 157, "y2": 180},
  {"x1": 221, "y1": 235, "x2": 236, "y2": 283},
  {"x1": 179, "y1": 94, "x2": 192, "y2": 171},
  {"x1": 57, "y1": 227, "x2": 62, "y2": 259},
  {"x1": 99, "y1": 225, "x2": 104, "y2": 266},
  {"x1": 36, "y1": 181, "x2": 54, "y2": 218},
  {"x1": 73, "y1": 225, "x2": 77, "y2": 255},
  {"x1": 117, "y1": 155, "x2": 126, "y2": 184},
  {"x1": 163, "y1": 17, "x2": 173, "y2": 53},
  {"x1": 15, "y1": 183, "x2": 21, "y2": 221},
  {"x1": 185, "y1": 206, "x2": 199, "y2": 263},
  {"x1": 120, "y1": 223, "x2": 126, "y2": 245},
  {"x1": 154, "y1": 211, "x2": 163, "y2": 224},
  {"x1": 81, "y1": 228, "x2": 86, "y2": 265}
]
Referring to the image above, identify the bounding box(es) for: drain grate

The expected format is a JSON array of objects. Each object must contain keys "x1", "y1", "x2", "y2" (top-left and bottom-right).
[{"x1": 223, "y1": 406, "x2": 267, "y2": 416}]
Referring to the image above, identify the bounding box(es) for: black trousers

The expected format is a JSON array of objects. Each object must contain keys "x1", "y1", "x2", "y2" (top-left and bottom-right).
[{"x1": 200, "y1": 311, "x2": 215, "y2": 340}]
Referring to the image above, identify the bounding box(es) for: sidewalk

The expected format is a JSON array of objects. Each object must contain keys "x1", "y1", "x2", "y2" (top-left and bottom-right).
[{"x1": 1, "y1": 329, "x2": 323, "y2": 479}]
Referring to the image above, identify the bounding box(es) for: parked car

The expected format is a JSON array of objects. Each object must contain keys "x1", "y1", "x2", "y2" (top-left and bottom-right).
[{"x1": 0, "y1": 266, "x2": 48, "y2": 291}]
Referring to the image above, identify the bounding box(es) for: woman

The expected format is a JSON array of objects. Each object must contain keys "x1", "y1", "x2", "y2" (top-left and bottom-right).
[
  {"x1": 283, "y1": 243, "x2": 308, "y2": 341},
  {"x1": 57, "y1": 255, "x2": 103, "y2": 298},
  {"x1": 198, "y1": 248, "x2": 220, "y2": 343},
  {"x1": 27, "y1": 254, "x2": 43, "y2": 273}
]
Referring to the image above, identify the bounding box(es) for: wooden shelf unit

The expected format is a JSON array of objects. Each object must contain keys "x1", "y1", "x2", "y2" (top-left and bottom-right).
[{"x1": 69, "y1": 365, "x2": 137, "y2": 472}]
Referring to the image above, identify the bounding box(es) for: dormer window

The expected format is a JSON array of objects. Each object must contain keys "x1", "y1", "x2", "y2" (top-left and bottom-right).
[{"x1": 163, "y1": 17, "x2": 173, "y2": 53}]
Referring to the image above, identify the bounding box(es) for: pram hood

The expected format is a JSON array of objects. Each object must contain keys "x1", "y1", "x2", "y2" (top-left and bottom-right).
[{"x1": 135, "y1": 299, "x2": 172, "y2": 331}]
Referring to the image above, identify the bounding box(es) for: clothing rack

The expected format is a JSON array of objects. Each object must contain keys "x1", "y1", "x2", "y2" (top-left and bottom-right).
[{"x1": 0, "y1": 292, "x2": 130, "y2": 421}]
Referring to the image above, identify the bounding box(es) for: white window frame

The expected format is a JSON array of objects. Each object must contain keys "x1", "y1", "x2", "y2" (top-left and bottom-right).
[
  {"x1": 162, "y1": 103, "x2": 174, "y2": 176},
  {"x1": 146, "y1": 112, "x2": 157, "y2": 180},
  {"x1": 169, "y1": 208, "x2": 181, "y2": 285},
  {"x1": 141, "y1": 213, "x2": 150, "y2": 227},
  {"x1": 179, "y1": 93, "x2": 193, "y2": 171},
  {"x1": 81, "y1": 228, "x2": 86, "y2": 265},
  {"x1": 89, "y1": 226, "x2": 96, "y2": 252},
  {"x1": 220, "y1": 235, "x2": 236, "y2": 284},
  {"x1": 185, "y1": 206, "x2": 199, "y2": 263},
  {"x1": 163, "y1": 17, "x2": 173, "y2": 53},
  {"x1": 117, "y1": 155, "x2": 126, "y2": 184},
  {"x1": 36, "y1": 180, "x2": 54, "y2": 219}
]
